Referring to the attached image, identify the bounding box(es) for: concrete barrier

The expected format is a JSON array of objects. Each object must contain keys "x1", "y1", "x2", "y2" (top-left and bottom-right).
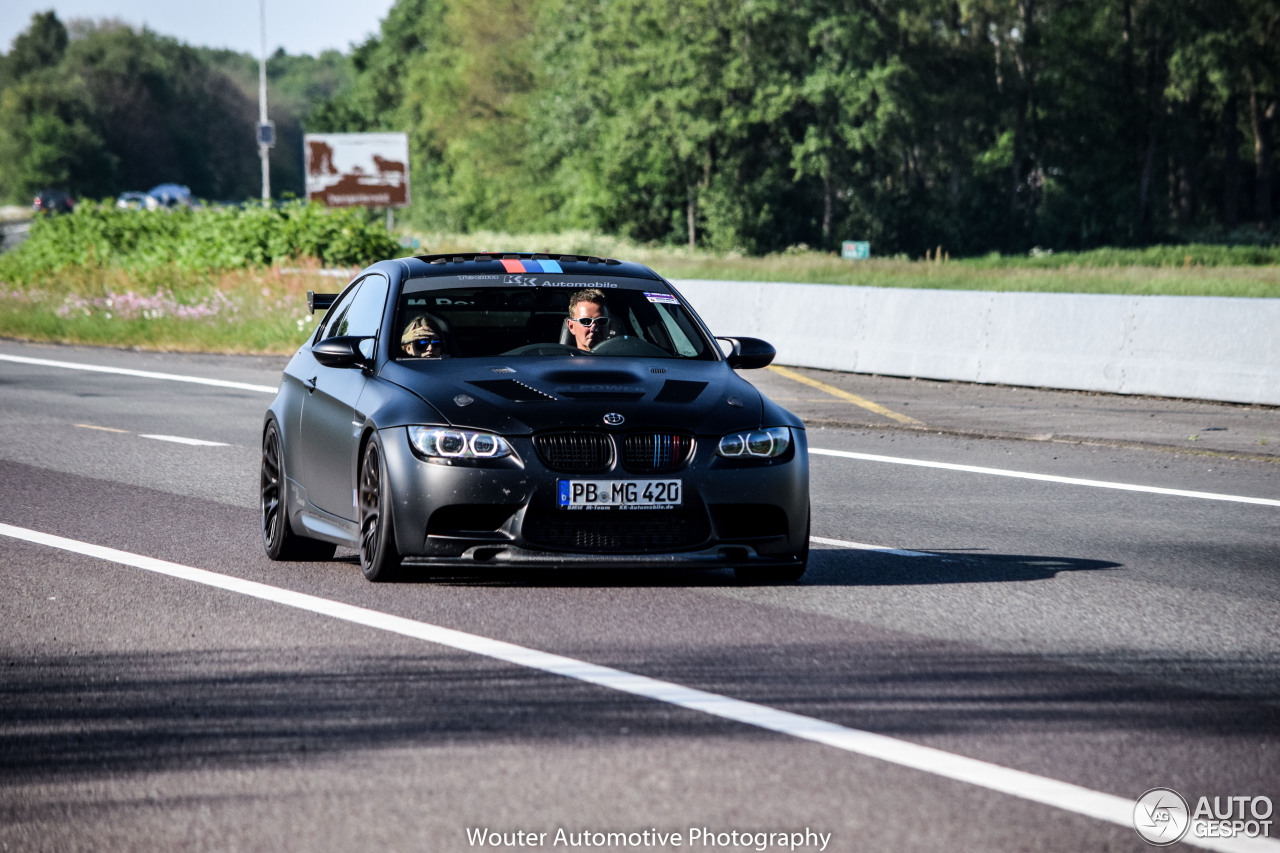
[{"x1": 673, "y1": 279, "x2": 1280, "y2": 406}]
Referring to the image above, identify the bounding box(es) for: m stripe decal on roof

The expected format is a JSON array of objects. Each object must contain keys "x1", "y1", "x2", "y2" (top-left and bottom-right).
[{"x1": 498, "y1": 259, "x2": 564, "y2": 274}]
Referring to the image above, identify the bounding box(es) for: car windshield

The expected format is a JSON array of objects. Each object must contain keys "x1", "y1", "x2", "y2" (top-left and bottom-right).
[{"x1": 395, "y1": 276, "x2": 716, "y2": 360}]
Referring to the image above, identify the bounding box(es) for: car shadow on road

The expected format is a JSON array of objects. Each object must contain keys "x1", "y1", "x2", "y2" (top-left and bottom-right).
[
  {"x1": 803, "y1": 547, "x2": 1121, "y2": 586},
  {"x1": 329, "y1": 547, "x2": 1119, "y2": 588}
]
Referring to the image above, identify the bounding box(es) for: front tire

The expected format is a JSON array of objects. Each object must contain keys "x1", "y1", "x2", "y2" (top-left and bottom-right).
[
  {"x1": 359, "y1": 434, "x2": 403, "y2": 582},
  {"x1": 261, "y1": 421, "x2": 336, "y2": 561}
]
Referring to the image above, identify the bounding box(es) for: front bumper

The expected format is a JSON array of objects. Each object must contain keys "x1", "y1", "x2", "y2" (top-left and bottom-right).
[{"x1": 380, "y1": 425, "x2": 809, "y2": 569}]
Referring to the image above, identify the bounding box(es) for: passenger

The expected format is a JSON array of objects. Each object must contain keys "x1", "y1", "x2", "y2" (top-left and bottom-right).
[
  {"x1": 565, "y1": 288, "x2": 611, "y2": 351},
  {"x1": 401, "y1": 314, "x2": 446, "y2": 358}
]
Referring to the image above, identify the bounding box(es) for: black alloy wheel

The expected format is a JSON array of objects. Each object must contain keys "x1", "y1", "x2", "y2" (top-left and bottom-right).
[
  {"x1": 261, "y1": 422, "x2": 336, "y2": 561},
  {"x1": 358, "y1": 435, "x2": 403, "y2": 581}
]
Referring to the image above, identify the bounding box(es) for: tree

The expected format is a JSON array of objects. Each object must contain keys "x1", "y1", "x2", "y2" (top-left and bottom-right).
[{"x1": 1, "y1": 11, "x2": 68, "y2": 82}]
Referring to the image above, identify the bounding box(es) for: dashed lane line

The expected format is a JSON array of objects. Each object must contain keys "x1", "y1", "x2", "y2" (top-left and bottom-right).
[
  {"x1": 0, "y1": 353, "x2": 277, "y2": 394},
  {"x1": 73, "y1": 424, "x2": 229, "y2": 447},
  {"x1": 74, "y1": 423, "x2": 129, "y2": 433},
  {"x1": 139, "y1": 434, "x2": 231, "y2": 447}
]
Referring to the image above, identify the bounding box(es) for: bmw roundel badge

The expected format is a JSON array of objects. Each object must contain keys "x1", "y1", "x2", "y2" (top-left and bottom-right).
[{"x1": 603, "y1": 412, "x2": 625, "y2": 426}]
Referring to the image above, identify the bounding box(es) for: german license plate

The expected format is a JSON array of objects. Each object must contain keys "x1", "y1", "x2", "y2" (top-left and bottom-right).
[{"x1": 557, "y1": 479, "x2": 681, "y2": 509}]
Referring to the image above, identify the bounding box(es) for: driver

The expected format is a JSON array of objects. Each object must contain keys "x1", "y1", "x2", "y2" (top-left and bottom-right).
[
  {"x1": 565, "y1": 289, "x2": 611, "y2": 351},
  {"x1": 401, "y1": 314, "x2": 446, "y2": 358}
]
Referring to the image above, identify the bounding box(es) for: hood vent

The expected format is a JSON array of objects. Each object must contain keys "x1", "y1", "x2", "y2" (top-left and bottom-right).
[
  {"x1": 557, "y1": 385, "x2": 647, "y2": 401},
  {"x1": 543, "y1": 369, "x2": 640, "y2": 385},
  {"x1": 468, "y1": 379, "x2": 557, "y2": 402},
  {"x1": 654, "y1": 380, "x2": 708, "y2": 403}
]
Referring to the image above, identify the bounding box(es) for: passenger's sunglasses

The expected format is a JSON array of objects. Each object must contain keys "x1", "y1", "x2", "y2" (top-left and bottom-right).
[{"x1": 568, "y1": 316, "x2": 610, "y2": 328}]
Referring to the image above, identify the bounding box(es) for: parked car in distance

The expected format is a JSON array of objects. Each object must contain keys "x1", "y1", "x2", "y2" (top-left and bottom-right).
[
  {"x1": 146, "y1": 183, "x2": 192, "y2": 209},
  {"x1": 116, "y1": 192, "x2": 149, "y2": 210},
  {"x1": 33, "y1": 189, "x2": 74, "y2": 214}
]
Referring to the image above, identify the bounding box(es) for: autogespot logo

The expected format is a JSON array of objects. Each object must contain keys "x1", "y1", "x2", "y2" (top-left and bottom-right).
[{"x1": 1134, "y1": 788, "x2": 1191, "y2": 846}]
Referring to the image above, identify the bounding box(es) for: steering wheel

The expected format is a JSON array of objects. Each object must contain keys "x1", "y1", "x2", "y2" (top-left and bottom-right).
[{"x1": 590, "y1": 335, "x2": 670, "y2": 357}]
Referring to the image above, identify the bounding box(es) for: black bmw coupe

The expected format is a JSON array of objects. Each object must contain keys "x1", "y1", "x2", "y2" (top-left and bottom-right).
[{"x1": 261, "y1": 253, "x2": 809, "y2": 582}]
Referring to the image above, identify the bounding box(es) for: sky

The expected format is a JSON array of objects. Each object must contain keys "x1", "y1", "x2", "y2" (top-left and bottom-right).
[{"x1": 1, "y1": 0, "x2": 397, "y2": 56}]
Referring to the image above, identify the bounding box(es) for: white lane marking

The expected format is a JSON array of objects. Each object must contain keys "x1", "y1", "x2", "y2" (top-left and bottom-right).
[
  {"x1": 139, "y1": 434, "x2": 230, "y2": 447},
  {"x1": 811, "y1": 447, "x2": 1280, "y2": 507},
  {"x1": 0, "y1": 353, "x2": 277, "y2": 394},
  {"x1": 2, "y1": 523, "x2": 1273, "y2": 852},
  {"x1": 811, "y1": 535, "x2": 936, "y2": 558}
]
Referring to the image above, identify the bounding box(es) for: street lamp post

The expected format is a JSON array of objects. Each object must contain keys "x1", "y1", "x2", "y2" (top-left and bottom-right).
[{"x1": 257, "y1": 0, "x2": 273, "y2": 202}]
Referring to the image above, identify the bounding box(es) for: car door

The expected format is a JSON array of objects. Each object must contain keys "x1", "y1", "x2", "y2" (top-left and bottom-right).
[{"x1": 295, "y1": 274, "x2": 389, "y2": 520}]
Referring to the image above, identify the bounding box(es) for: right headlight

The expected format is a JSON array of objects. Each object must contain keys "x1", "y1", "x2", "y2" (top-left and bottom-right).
[
  {"x1": 408, "y1": 426, "x2": 513, "y2": 459},
  {"x1": 716, "y1": 426, "x2": 791, "y2": 458}
]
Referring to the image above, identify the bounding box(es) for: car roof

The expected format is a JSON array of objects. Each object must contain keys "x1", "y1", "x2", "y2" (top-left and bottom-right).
[{"x1": 399, "y1": 252, "x2": 663, "y2": 281}]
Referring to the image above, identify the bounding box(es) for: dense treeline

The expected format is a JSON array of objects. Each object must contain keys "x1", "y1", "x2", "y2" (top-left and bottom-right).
[
  {"x1": 4, "y1": 3, "x2": 1277, "y2": 258},
  {"x1": 0, "y1": 12, "x2": 349, "y2": 204},
  {"x1": 312, "y1": 0, "x2": 1279, "y2": 256}
]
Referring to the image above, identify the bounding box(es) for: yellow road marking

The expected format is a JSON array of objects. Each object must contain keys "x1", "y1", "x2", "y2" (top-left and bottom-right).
[
  {"x1": 767, "y1": 365, "x2": 924, "y2": 426},
  {"x1": 74, "y1": 424, "x2": 129, "y2": 433}
]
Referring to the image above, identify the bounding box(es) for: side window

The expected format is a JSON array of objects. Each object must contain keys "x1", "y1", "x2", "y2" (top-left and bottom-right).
[
  {"x1": 315, "y1": 275, "x2": 388, "y2": 342},
  {"x1": 316, "y1": 281, "x2": 362, "y2": 342},
  {"x1": 342, "y1": 275, "x2": 389, "y2": 338}
]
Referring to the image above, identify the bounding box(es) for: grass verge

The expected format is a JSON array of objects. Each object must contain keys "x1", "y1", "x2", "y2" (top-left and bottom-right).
[
  {"x1": 0, "y1": 260, "x2": 347, "y2": 355},
  {"x1": 1, "y1": 229, "x2": 1276, "y2": 356}
]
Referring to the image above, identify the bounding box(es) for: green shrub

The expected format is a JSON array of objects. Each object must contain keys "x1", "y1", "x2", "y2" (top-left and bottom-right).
[{"x1": 0, "y1": 200, "x2": 401, "y2": 284}]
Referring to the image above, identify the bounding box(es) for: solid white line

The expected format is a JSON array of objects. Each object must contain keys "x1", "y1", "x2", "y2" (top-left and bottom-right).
[
  {"x1": 0, "y1": 353, "x2": 277, "y2": 394},
  {"x1": 2, "y1": 523, "x2": 1274, "y2": 852},
  {"x1": 139, "y1": 435, "x2": 230, "y2": 447},
  {"x1": 810, "y1": 535, "x2": 936, "y2": 558},
  {"x1": 811, "y1": 447, "x2": 1280, "y2": 507}
]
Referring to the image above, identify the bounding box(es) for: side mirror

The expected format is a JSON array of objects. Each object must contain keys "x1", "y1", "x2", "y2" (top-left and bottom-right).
[
  {"x1": 313, "y1": 336, "x2": 373, "y2": 368},
  {"x1": 718, "y1": 336, "x2": 776, "y2": 370}
]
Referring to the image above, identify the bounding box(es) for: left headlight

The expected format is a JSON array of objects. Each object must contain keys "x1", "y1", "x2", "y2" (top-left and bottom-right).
[
  {"x1": 716, "y1": 426, "x2": 791, "y2": 459},
  {"x1": 408, "y1": 427, "x2": 513, "y2": 459}
]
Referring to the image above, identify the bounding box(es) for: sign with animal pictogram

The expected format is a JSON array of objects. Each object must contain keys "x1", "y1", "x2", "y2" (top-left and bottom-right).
[{"x1": 304, "y1": 132, "x2": 410, "y2": 208}]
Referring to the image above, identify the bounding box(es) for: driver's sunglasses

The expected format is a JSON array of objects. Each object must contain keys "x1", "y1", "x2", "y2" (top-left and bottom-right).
[
  {"x1": 569, "y1": 316, "x2": 610, "y2": 328},
  {"x1": 413, "y1": 337, "x2": 442, "y2": 347}
]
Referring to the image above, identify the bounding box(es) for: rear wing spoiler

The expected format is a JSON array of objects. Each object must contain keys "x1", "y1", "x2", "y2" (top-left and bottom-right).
[{"x1": 307, "y1": 291, "x2": 337, "y2": 314}]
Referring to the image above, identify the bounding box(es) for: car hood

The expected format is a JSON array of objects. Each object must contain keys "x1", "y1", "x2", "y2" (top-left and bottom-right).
[{"x1": 379, "y1": 357, "x2": 785, "y2": 435}]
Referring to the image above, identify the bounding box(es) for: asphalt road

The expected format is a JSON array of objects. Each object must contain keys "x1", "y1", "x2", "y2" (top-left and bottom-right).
[{"x1": 1, "y1": 338, "x2": 1277, "y2": 853}]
